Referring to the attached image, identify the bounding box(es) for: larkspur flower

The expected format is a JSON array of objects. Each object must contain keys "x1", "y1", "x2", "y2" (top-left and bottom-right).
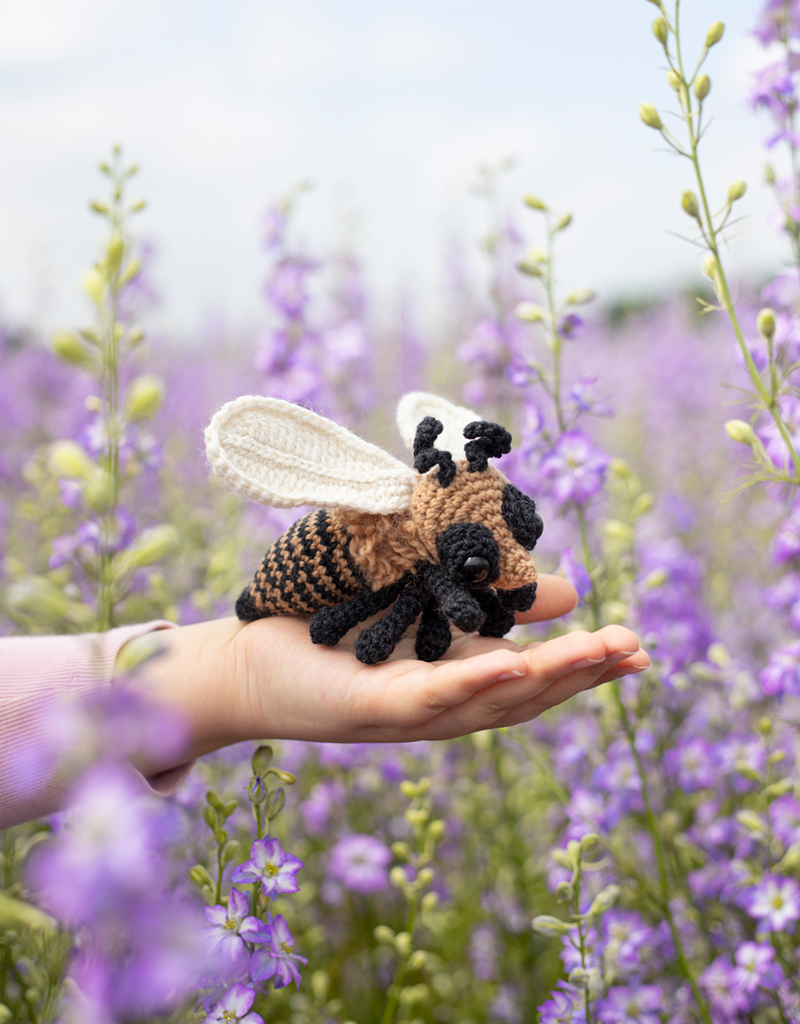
[
  {"x1": 328, "y1": 833, "x2": 392, "y2": 894},
  {"x1": 231, "y1": 838, "x2": 303, "y2": 897},
  {"x1": 596, "y1": 984, "x2": 662, "y2": 1024},
  {"x1": 202, "y1": 888, "x2": 263, "y2": 962},
  {"x1": 734, "y1": 941, "x2": 782, "y2": 993},
  {"x1": 249, "y1": 913, "x2": 308, "y2": 990},
  {"x1": 539, "y1": 430, "x2": 610, "y2": 506},
  {"x1": 746, "y1": 874, "x2": 800, "y2": 930},
  {"x1": 538, "y1": 983, "x2": 587, "y2": 1024},
  {"x1": 700, "y1": 957, "x2": 750, "y2": 1017},
  {"x1": 204, "y1": 982, "x2": 264, "y2": 1024}
]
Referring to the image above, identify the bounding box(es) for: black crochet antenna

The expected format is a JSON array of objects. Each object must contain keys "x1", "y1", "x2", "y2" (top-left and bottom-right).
[
  {"x1": 413, "y1": 416, "x2": 457, "y2": 487},
  {"x1": 463, "y1": 420, "x2": 513, "y2": 472}
]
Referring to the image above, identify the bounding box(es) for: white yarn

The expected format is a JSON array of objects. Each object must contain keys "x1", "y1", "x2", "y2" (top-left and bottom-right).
[
  {"x1": 205, "y1": 396, "x2": 417, "y2": 514},
  {"x1": 396, "y1": 392, "x2": 482, "y2": 458}
]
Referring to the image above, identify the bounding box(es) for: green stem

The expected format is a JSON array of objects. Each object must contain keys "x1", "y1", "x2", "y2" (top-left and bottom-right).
[
  {"x1": 379, "y1": 896, "x2": 419, "y2": 1024},
  {"x1": 672, "y1": 0, "x2": 800, "y2": 484}
]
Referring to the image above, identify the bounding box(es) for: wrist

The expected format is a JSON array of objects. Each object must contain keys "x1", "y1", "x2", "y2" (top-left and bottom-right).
[{"x1": 118, "y1": 616, "x2": 248, "y2": 774}]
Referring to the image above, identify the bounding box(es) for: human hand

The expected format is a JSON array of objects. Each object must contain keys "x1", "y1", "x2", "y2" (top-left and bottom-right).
[{"x1": 125, "y1": 573, "x2": 648, "y2": 774}]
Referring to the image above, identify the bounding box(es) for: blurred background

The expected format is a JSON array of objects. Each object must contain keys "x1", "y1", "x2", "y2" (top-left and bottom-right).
[{"x1": 0, "y1": 0, "x2": 777, "y2": 336}]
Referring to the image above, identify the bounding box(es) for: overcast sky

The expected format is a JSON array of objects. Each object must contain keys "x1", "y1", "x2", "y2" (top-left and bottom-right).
[{"x1": 0, "y1": 0, "x2": 780, "y2": 337}]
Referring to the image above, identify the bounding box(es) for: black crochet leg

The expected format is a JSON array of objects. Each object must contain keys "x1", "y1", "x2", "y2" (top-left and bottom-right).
[
  {"x1": 497, "y1": 582, "x2": 538, "y2": 613},
  {"x1": 310, "y1": 579, "x2": 408, "y2": 648},
  {"x1": 424, "y1": 565, "x2": 485, "y2": 633},
  {"x1": 353, "y1": 579, "x2": 428, "y2": 665},
  {"x1": 415, "y1": 597, "x2": 453, "y2": 662},
  {"x1": 474, "y1": 589, "x2": 517, "y2": 638}
]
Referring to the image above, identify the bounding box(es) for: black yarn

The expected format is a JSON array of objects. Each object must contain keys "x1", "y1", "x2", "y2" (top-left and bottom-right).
[
  {"x1": 235, "y1": 585, "x2": 262, "y2": 622},
  {"x1": 497, "y1": 582, "x2": 538, "y2": 612},
  {"x1": 436, "y1": 523, "x2": 500, "y2": 587},
  {"x1": 463, "y1": 420, "x2": 513, "y2": 472},
  {"x1": 501, "y1": 484, "x2": 544, "y2": 550},
  {"x1": 354, "y1": 577, "x2": 428, "y2": 665},
  {"x1": 310, "y1": 579, "x2": 408, "y2": 647},
  {"x1": 475, "y1": 589, "x2": 517, "y2": 638},
  {"x1": 415, "y1": 598, "x2": 453, "y2": 662},
  {"x1": 413, "y1": 416, "x2": 457, "y2": 487}
]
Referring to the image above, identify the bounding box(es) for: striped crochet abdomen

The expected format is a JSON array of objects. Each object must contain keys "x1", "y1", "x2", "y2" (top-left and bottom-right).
[{"x1": 235, "y1": 509, "x2": 368, "y2": 620}]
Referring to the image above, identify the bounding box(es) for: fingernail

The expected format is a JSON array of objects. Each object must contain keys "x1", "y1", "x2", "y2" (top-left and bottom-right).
[
  {"x1": 571, "y1": 656, "x2": 606, "y2": 670},
  {"x1": 494, "y1": 669, "x2": 526, "y2": 681},
  {"x1": 605, "y1": 650, "x2": 638, "y2": 667}
]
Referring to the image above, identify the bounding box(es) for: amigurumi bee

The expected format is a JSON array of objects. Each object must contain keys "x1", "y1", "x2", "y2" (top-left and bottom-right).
[{"x1": 204, "y1": 392, "x2": 543, "y2": 665}]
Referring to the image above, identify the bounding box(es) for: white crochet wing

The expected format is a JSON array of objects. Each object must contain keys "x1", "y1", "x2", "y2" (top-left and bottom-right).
[
  {"x1": 205, "y1": 396, "x2": 417, "y2": 514},
  {"x1": 396, "y1": 392, "x2": 481, "y2": 458}
]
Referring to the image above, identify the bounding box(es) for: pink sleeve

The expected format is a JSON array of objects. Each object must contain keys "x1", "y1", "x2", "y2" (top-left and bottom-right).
[{"x1": 0, "y1": 621, "x2": 193, "y2": 829}]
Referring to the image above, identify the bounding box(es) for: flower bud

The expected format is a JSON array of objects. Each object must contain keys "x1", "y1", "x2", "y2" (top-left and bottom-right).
[
  {"x1": 189, "y1": 863, "x2": 213, "y2": 886},
  {"x1": 587, "y1": 884, "x2": 620, "y2": 917},
  {"x1": 515, "y1": 302, "x2": 547, "y2": 322},
  {"x1": 705, "y1": 21, "x2": 724, "y2": 47},
  {"x1": 736, "y1": 809, "x2": 767, "y2": 834},
  {"x1": 523, "y1": 194, "x2": 548, "y2": 211},
  {"x1": 531, "y1": 915, "x2": 575, "y2": 937},
  {"x1": 408, "y1": 950, "x2": 427, "y2": 971},
  {"x1": 556, "y1": 881, "x2": 574, "y2": 903},
  {"x1": 417, "y1": 867, "x2": 434, "y2": 887},
  {"x1": 666, "y1": 69, "x2": 681, "y2": 91},
  {"x1": 391, "y1": 841, "x2": 411, "y2": 861},
  {"x1": 4, "y1": 576, "x2": 70, "y2": 625},
  {"x1": 394, "y1": 931, "x2": 412, "y2": 955},
  {"x1": 84, "y1": 470, "x2": 115, "y2": 514},
  {"x1": 0, "y1": 891, "x2": 56, "y2": 934},
  {"x1": 421, "y1": 891, "x2": 439, "y2": 912},
  {"x1": 517, "y1": 258, "x2": 544, "y2": 277},
  {"x1": 251, "y1": 744, "x2": 273, "y2": 775},
  {"x1": 579, "y1": 832, "x2": 599, "y2": 852},
  {"x1": 52, "y1": 331, "x2": 92, "y2": 367},
  {"x1": 693, "y1": 74, "x2": 710, "y2": 101},
  {"x1": 374, "y1": 925, "x2": 396, "y2": 945},
  {"x1": 727, "y1": 180, "x2": 747, "y2": 203},
  {"x1": 399, "y1": 780, "x2": 418, "y2": 799},
  {"x1": 638, "y1": 103, "x2": 663, "y2": 129},
  {"x1": 652, "y1": 17, "x2": 668, "y2": 43},
  {"x1": 565, "y1": 289, "x2": 596, "y2": 306},
  {"x1": 121, "y1": 524, "x2": 181, "y2": 569},
  {"x1": 107, "y1": 232, "x2": 124, "y2": 274},
  {"x1": 83, "y1": 269, "x2": 106, "y2": 307},
  {"x1": 49, "y1": 440, "x2": 94, "y2": 480},
  {"x1": 89, "y1": 200, "x2": 109, "y2": 215},
  {"x1": 390, "y1": 866, "x2": 408, "y2": 889},
  {"x1": 268, "y1": 768, "x2": 296, "y2": 784},
  {"x1": 765, "y1": 162, "x2": 776, "y2": 184},
  {"x1": 757, "y1": 307, "x2": 776, "y2": 340},
  {"x1": 126, "y1": 374, "x2": 164, "y2": 421},
  {"x1": 763, "y1": 777, "x2": 794, "y2": 801},
  {"x1": 681, "y1": 190, "x2": 700, "y2": 218},
  {"x1": 725, "y1": 419, "x2": 755, "y2": 445},
  {"x1": 428, "y1": 819, "x2": 446, "y2": 840},
  {"x1": 119, "y1": 258, "x2": 142, "y2": 287},
  {"x1": 555, "y1": 212, "x2": 572, "y2": 231},
  {"x1": 222, "y1": 840, "x2": 241, "y2": 864},
  {"x1": 311, "y1": 971, "x2": 330, "y2": 1003}
]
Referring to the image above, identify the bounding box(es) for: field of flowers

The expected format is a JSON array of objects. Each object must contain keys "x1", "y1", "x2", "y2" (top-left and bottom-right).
[{"x1": 3, "y1": 1, "x2": 800, "y2": 1022}]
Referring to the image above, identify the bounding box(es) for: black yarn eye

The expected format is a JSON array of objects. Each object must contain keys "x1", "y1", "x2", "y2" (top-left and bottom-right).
[
  {"x1": 462, "y1": 556, "x2": 490, "y2": 583},
  {"x1": 502, "y1": 484, "x2": 543, "y2": 550}
]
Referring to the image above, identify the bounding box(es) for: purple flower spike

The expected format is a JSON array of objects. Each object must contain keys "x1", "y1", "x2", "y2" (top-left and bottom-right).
[
  {"x1": 249, "y1": 913, "x2": 308, "y2": 990},
  {"x1": 231, "y1": 838, "x2": 302, "y2": 897},
  {"x1": 596, "y1": 984, "x2": 662, "y2": 1024},
  {"x1": 329, "y1": 833, "x2": 392, "y2": 894},
  {"x1": 202, "y1": 888, "x2": 263, "y2": 962},
  {"x1": 204, "y1": 982, "x2": 264, "y2": 1023}
]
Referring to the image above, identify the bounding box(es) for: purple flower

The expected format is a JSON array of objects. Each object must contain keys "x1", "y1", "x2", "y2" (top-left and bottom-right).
[
  {"x1": 538, "y1": 983, "x2": 587, "y2": 1023},
  {"x1": 540, "y1": 430, "x2": 610, "y2": 506},
  {"x1": 596, "y1": 984, "x2": 662, "y2": 1024},
  {"x1": 204, "y1": 982, "x2": 264, "y2": 1023},
  {"x1": 328, "y1": 833, "x2": 392, "y2": 894},
  {"x1": 759, "y1": 640, "x2": 800, "y2": 698},
  {"x1": 745, "y1": 874, "x2": 800, "y2": 930},
  {"x1": 469, "y1": 923, "x2": 499, "y2": 981},
  {"x1": 557, "y1": 547, "x2": 592, "y2": 600},
  {"x1": 663, "y1": 738, "x2": 717, "y2": 792},
  {"x1": 202, "y1": 888, "x2": 263, "y2": 962},
  {"x1": 700, "y1": 957, "x2": 750, "y2": 1017},
  {"x1": 558, "y1": 312, "x2": 585, "y2": 339},
  {"x1": 231, "y1": 838, "x2": 303, "y2": 898},
  {"x1": 249, "y1": 913, "x2": 308, "y2": 990},
  {"x1": 734, "y1": 941, "x2": 781, "y2": 993},
  {"x1": 774, "y1": 504, "x2": 800, "y2": 562}
]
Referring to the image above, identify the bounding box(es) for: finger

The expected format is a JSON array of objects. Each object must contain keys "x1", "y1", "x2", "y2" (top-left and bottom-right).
[
  {"x1": 405, "y1": 628, "x2": 641, "y2": 738},
  {"x1": 516, "y1": 574, "x2": 578, "y2": 624},
  {"x1": 590, "y1": 649, "x2": 650, "y2": 688}
]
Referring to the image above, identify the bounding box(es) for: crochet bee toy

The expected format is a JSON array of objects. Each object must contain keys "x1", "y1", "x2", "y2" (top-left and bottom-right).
[{"x1": 204, "y1": 393, "x2": 543, "y2": 665}]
